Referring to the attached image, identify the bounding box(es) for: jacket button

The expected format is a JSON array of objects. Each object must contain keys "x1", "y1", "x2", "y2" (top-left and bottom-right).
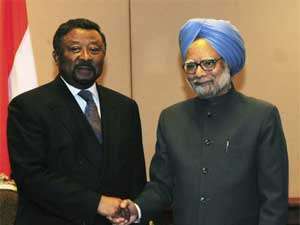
[
  {"x1": 203, "y1": 138, "x2": 212, "y2": 145},
  {"x1": 200, "y1": 196, "x2": 210, "y2": 204},
  {"x1": 202, "y1": 167, "x2": 208, "y2": 174},
  {"x1": 200, "y1": 196, "x2": 207, "y2": 203}
]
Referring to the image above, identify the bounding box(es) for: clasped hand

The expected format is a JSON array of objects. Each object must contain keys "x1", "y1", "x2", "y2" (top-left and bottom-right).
[{"x1": 98, "y1": 196, "x2": 138, "y2": 225}]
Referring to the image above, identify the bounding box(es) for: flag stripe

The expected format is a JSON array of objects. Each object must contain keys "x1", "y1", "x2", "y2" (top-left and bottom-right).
[
  {"x1": 9, "y1": 28, "x2": 38, "y2": 99},
  {"x1": 1, "y1": 0, "x2": 28, "y2": 77},
  {"x1": 0, "y1": 0, "x2": 36, "y2": 176}
]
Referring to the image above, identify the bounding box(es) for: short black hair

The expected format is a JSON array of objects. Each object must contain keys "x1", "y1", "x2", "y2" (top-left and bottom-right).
[{"x1": 53, "y1": 18, "x2": 107, "y2": 56}]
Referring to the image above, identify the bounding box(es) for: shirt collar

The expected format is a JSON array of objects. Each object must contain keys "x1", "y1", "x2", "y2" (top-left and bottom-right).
[{"x1": 60, "y1": 76, "x2": 98, "y2": 99}]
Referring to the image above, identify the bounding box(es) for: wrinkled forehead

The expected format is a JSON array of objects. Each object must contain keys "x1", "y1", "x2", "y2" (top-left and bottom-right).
[{"x1": 63, "y1": 28, "x2": 103, "y2": 42}]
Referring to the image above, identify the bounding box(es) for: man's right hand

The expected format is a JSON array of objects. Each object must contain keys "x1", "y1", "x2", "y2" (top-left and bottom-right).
[{"x1": 97, "y1": 195, "x2": 123, "y2": 217}]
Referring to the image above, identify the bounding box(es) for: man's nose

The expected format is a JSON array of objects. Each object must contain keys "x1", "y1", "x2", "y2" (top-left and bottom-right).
[
  {"x1": 195, "y1": 65, "x2": 206, "y2": 77},
  {"x1": 79, "y1": 49, "x2": 91, "y2": 60}
]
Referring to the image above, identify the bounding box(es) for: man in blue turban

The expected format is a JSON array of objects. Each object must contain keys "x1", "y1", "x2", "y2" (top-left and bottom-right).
[
  {"x1": 109, "y1": 19, "x2": 288, "y2": 225},
  {"x1": 179, "y1": 18, "x2": 245, "y2": 76}
]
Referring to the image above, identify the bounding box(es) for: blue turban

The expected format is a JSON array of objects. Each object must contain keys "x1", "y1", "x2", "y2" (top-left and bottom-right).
[{"x1": 179, "y1": 18, "x2": 246, "y2": 76}]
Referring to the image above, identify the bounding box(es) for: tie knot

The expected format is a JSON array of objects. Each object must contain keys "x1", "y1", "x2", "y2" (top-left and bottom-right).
[{"x1": 78, "y1": 90, "x2": 93, "y2": 102}]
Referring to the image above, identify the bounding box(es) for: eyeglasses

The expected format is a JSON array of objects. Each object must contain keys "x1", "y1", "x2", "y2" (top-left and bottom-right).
[{"x1": 183, "y1": 58, "x2": 222, "y2": 74}]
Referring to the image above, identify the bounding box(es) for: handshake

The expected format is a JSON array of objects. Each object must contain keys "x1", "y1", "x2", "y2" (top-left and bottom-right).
[{"x1": 97, "y1": 196, "x2": 139, "y2": 225}]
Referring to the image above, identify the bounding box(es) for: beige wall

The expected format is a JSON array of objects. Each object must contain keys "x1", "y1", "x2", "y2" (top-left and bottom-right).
[
  {"x1": 26, "y1": 0, "x2": 299, "y2": 197},
  {"x1": 27, "y1": 0, "x2": 132, "y2": 95}
]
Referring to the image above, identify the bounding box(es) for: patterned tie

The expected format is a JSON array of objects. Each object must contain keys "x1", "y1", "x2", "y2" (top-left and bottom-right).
[{"x1": 78, "y1": 90, "x2": 102, "y2": 143}]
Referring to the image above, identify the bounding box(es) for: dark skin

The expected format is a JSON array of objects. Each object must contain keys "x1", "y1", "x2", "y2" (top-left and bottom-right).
[{"x1": 53, "y1": 28, "x2": 106, "y2": 89}]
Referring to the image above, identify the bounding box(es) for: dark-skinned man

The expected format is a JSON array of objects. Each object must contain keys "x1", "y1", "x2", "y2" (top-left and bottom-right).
[{"x1": 7, "y1": 18, "x2": 146, "y2": 225}]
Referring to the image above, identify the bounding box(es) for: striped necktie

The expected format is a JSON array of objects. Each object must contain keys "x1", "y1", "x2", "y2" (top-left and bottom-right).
[{"x1": 78, "y1": 90, "x2": 102, "y2": 143}]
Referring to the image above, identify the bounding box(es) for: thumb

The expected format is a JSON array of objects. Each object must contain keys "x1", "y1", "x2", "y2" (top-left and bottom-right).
[{"x1": 120, "y1": 199, "x2": 131, "y2": 208}]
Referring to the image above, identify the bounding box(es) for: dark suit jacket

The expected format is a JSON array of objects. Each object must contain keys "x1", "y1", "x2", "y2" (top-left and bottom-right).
[
  {"x1": 136, "y1": 88, "x2": 288, "y2": 225},
  {"x1": 7, "y1": 77, "x2": 147, "y2": 225}
]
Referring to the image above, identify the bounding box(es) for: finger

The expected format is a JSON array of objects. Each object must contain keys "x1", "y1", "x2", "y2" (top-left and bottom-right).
[
  {"x1": 118, "y1": 221, "x2": 129, "y2": 225},
  {"x1": 120, "y1": 199, "x2": 131, "y2": 208},
  {"x1": 111, "y1": 217, "x2": 128, "y2": 224},
  {"x1": 109, "y1": 213, "x2": 128, "y2": 222}
]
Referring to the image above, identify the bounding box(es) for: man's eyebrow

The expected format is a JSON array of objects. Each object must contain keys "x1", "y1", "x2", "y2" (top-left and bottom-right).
[
  {"x1": 64, "y1": 40, "x2": 80, "y2": 44},
  {"x1": 89, "y1": 40, "x2": 104, "y2": 44}
]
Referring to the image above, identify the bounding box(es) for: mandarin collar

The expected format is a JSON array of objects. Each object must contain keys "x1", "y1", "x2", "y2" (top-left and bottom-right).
[{"x1": 195, "y1": 85, "x2": 237, "y2": 106}]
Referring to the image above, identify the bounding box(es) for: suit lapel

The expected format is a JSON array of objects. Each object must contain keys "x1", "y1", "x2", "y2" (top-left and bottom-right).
[{"x1": 48, "y1": 78, "x2": 102, "y2": 169}]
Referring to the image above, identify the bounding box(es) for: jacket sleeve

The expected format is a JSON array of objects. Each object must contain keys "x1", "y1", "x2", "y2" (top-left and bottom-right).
[
  {"x1": 128, "y1": 101, "x2": 147, "y2": 199},
  {"x1": 135, "y1": 110, "x2": 173, "y2": 222},
  {"x1": 257, "y1": 106, "x2": 289, "y2": 225},
  {"x1": 7, "y1": 97, "x2": 101, "y2": 224}
]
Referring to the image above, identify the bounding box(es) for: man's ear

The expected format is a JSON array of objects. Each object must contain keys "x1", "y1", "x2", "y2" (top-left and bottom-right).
[{"x1": 52, "y1": 51, "x2": 59, "y2": 64}]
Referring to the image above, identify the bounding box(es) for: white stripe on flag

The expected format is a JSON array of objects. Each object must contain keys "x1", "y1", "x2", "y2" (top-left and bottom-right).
[{"x1": 8, "y1": 27, "x2": 38, "y2": 100}]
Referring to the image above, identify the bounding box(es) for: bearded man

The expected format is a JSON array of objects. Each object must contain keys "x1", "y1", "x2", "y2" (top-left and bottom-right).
[{"x1": 111, "y1": 18, "x2": 288, "y2": 225}]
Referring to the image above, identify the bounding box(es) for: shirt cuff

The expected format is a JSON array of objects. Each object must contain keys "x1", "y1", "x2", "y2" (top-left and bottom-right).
[{"x1": 134, "y1": 203, "x2": 142, "y2": 223}]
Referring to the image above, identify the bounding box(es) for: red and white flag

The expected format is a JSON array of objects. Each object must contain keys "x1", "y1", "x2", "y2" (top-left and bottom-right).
[{"x1": 0, "y1": 0, "x2": 38, "y2": 177}]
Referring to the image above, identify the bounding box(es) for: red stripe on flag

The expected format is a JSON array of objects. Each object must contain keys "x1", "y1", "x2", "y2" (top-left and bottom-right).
[{"x1": 0, "y1": 0, "x2": 28, "y2": 176}]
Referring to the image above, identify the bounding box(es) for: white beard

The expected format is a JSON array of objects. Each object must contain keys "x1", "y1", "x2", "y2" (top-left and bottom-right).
[{"x1": 187, "y1": 64, "x2": 232, "y2": 99}]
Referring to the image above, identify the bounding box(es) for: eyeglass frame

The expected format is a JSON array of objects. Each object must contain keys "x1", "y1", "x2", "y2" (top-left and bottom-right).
[{"x1": 182, "y1": 57, "x2": 223, "y2": 74}]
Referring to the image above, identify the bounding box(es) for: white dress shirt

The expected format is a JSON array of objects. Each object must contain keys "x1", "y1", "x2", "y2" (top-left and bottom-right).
[{"x1": 60, "y1": 76, "x2": 101, "y2": 117}]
